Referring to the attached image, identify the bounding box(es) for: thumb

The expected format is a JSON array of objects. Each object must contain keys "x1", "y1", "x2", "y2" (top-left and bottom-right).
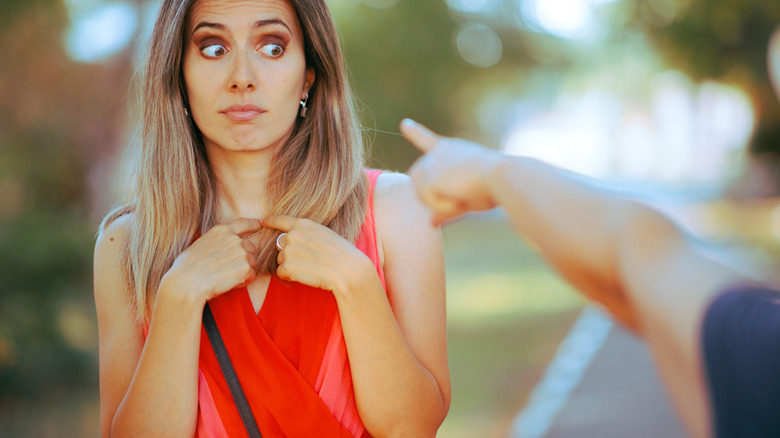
[
  {"x1": 400, "y1": 119, "x2": 442, "y2": 153},
  {"x1": 431, "y1": 209, "x2": 466, "y2": 227}
]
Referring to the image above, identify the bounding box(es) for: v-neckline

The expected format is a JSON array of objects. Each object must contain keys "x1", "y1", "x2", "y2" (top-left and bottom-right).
[{"x1": 244, "y1": 274, "x2": 276, "y2": 318}]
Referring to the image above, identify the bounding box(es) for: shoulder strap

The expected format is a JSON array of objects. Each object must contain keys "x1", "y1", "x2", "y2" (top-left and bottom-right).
[{"x1": 203, "y1": 303, "x2": 263, "y2": 438}]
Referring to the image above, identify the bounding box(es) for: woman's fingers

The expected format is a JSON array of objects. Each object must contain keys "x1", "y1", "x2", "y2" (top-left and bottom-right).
[
  {"x1": 170, "y1": 217, "x2": 266, "y2": 300},
  {"x1": 262, "y1": 214, "x2": 296, "y2": 232},
  {"x1": 228, "y1": 217, "x2": 263, "y2": 237},
  {"x1": 263, "y1": 216, "x2": 357, "y2": 292},
  {"x1": 240, "y1": 238, "x2": 259, "y2": 262},
  {"x1": 264, "y1": 216, "x2": 295, "y2": 271}
]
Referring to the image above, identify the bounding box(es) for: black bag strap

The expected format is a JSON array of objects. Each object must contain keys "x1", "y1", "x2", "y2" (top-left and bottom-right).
[{"x1": 203, "y1": 303, "x2": 262, "y2": 438}]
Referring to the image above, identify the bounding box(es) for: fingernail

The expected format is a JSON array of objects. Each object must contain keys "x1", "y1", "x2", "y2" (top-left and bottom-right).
[{"x1": 401, "y1": 118, "x2": 417, "y2": 129}]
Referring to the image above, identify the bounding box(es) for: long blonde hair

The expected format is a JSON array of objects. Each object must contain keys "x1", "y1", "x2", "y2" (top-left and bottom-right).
[{"x1": 102, "y1": 0, "x2": 367, "y2": 324}]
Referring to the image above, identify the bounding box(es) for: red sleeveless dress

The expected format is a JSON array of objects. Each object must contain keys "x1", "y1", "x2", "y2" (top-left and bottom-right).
[{"x1": 195, "y1": 170, "x2": 383, "y2": 438}]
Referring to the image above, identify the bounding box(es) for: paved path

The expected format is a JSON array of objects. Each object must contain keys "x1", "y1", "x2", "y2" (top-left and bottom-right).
[{"x1": 509, "y1": 307, "x2": 690, "y2": 438}]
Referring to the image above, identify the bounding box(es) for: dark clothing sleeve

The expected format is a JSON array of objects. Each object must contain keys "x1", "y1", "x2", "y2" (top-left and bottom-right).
[{"x1": 702, "y1": 285, "x2": 780, "y2": 438}]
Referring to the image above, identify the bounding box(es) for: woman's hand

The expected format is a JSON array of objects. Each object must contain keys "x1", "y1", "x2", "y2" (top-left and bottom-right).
[
  {"x1": 159, "y1": 217, "x2": 264, "y2": 305},
  {"x1": 263, "y1": 215, "x2": 376, "y2": 297},
  {"x1": 401, "y1": 118, "x2": 502, "y2": 225}
]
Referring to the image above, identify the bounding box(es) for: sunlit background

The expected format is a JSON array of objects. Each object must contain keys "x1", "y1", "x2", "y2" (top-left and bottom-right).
[{"x1": 2, "y1": 0, "x2": 780, "y2": 436}]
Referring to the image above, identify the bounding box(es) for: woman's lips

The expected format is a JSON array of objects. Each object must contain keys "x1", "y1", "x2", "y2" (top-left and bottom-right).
[{"x1": 221, "y1": 104, "x2": 266, "y2": 121}]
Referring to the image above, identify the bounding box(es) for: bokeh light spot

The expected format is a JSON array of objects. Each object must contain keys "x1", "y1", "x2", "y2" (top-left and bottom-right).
[
  {"x1": 446, "y1": 0, "x2": 497, "y2": 14},
  {"x1": 64, "y1": 2, "x2": 138, "y2": 63},
  {"x1": 455, "y1": 24, "x2": 503, "y2": 68},
  {"x1": 519, "y1": 0, "x2": 596, "y2": 40},
  {"x1": 770, "y1": 203, "x2": 780, "y2": 241}
]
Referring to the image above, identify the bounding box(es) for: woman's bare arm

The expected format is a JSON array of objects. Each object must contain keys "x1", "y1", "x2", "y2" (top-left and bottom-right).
[
  {"x1": 94, "y1": 216, "x2": 262, "y2": 437},
  {"x1": 263, "y1": 173, "x2": 450, "y2": 437},
  {"x1": 359, "y1": 173, "x2": 450, "y2": 435}
]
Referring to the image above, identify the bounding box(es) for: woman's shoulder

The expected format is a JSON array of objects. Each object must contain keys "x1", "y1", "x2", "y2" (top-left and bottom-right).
[
  {"x1": 97, "y1": 205, "x2": 134, "y2": 246},
  {"x1": 372, "y1": 170, "x2": 438, "y2": 245},
  {"x1": 95, "y1": 206, "x2": 134, "y2": 273},
  {"x1": 93, "y1": 207, "x2": 136, "y2": 326},
  {"x1": 373, "y1": 171, "x2": 430, "y2": 222},
  {"x1": 373, "y1": 171, "x2": 415, "y2": 206},
  {"x1": 94, "y1": 208, "x2": 141, "y2": 359},
  {"x1": 369, "y1": 172, "x2": 444, "y2": 305}
]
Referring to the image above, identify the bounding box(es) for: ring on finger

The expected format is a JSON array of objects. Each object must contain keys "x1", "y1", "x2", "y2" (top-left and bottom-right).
[{"x1": 276, "y1": 232, "x2": 287, "y2": 251}]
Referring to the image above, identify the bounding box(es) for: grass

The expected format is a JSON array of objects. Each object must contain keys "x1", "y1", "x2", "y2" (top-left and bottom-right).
[{"x1": 438, "y1": 212, "x2": 584, "y2": 438}]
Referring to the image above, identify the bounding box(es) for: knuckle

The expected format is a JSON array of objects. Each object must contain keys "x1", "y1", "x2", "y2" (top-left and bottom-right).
[
  {"x1": 226, "y1": 233, "x2": 241, "y2": 246},
  {"x1": 293, "y1": 218, "x2": 308, "y2": 229}
]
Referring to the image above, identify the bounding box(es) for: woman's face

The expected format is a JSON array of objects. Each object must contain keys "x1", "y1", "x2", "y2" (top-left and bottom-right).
[{"x1": 183, "y1": 0, "x2": 314, "y2": 155}]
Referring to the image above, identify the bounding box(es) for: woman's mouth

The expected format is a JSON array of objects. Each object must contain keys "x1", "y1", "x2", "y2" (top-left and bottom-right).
[{"x1": 221, "y1": 104, "x2": 266, "y2": 122}]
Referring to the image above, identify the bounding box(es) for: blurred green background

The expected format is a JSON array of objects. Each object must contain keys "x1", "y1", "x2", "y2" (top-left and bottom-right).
[{"x1": 2, "y1": 0, "x2": 780, "y2": 436}]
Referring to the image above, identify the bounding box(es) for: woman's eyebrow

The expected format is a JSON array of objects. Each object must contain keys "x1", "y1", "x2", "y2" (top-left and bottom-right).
[
  {"x1": 192, "y1": 22, "x2": 225, "y2": 34},
  {"x1": 191, "y1": 19, "x2": 291, "y2": 35},
  {"x1": 253, "y1": 18, "x2": 292, "y2": 33}
]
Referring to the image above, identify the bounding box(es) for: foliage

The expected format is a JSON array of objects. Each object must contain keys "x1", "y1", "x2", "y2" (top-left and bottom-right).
[
  {"x1": 335, "y1": 1, "x2": 467, "y2": 171},
  {"x1": 339, "y1": 0, "x2": 780, "y2": 171},
  {"x1": 0, "y1": 0, "x2": 60, "y2": 27},
  {"x1": 0, "y1": 3, "x2": 132, "y2": 402},
  {"x1": 631, "y1": 0, "x2": 780, "y2": 156}
]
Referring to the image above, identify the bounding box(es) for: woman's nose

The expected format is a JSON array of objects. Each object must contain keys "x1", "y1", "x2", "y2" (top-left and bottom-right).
[{"x1": 229, "y1": 49, "x2": 256, "y2": 91}]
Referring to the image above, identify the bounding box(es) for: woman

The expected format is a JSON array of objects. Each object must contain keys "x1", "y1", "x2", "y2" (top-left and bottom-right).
[
  {"x1": 401, "y1": 25, "x2": 780, "y2": 437},
  {"x1": 93, "y1": 0, "x2": 450, "y2": 436}
]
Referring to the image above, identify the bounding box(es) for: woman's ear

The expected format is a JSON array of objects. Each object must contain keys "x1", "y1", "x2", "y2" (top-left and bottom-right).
[
  {"x1": 769, "y1": 25, "x2": 780, "y2": 102},
  {"x1": 304, "y1": 67, "x2": 316, "y2": 97}
]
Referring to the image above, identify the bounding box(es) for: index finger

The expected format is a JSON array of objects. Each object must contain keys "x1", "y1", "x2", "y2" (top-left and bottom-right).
[
  {"x1": 227, "y1": 217, "x2": 263, "y2": 237},
  {"x1": 263, "y1": 215, "x2": 296, "y2": 232},
  {"x1": 400, "y1": 118, "x2": 443, "y2": 153}
]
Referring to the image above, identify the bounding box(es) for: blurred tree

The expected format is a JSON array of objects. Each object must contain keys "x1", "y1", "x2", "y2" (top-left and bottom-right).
[
  {"x1": 632, "y1": 0, "x2": 780, "y2": 187},
  {"x1": 0, "y1": 0, "x2": 134, "y2": 408},
  {"x1": 335, "y1": 1, "x2": 467, "y2": 171},
  {"x1": 0, "y1": 0, "x2": 58, "y2": 27},
  {"x1": 340, "y1": 0, "x2": 780, "y2": 187}
]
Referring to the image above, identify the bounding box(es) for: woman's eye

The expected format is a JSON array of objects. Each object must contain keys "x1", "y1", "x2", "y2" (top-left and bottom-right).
[
  {"x1": 201, "y1": 44, "x2": 227, "y2": 58},
  {"x1": 260, "y1": 43, "x2": 284, "y2": 58}
]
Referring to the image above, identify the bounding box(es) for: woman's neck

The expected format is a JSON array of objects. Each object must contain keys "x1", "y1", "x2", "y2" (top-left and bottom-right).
[{"x1": 208, "y1": 148, "x2": 274, "y2": 223}]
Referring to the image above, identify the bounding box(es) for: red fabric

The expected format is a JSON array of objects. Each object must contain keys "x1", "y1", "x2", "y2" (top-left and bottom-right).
[{"x1": 196, "y1": 169, "x2": 384, "y2": 438}]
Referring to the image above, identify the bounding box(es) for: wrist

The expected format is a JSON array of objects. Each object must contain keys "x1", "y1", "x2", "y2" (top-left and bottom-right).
[
  {"x1": 155, "y1": 274, "x2": 206, "y2": 318},
  {"x1": 481, "y1": 152, "x2": 512, "y2": 206},
  {"x1": 330, "y1": 255, "x2": 382, "y2": 307}
]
